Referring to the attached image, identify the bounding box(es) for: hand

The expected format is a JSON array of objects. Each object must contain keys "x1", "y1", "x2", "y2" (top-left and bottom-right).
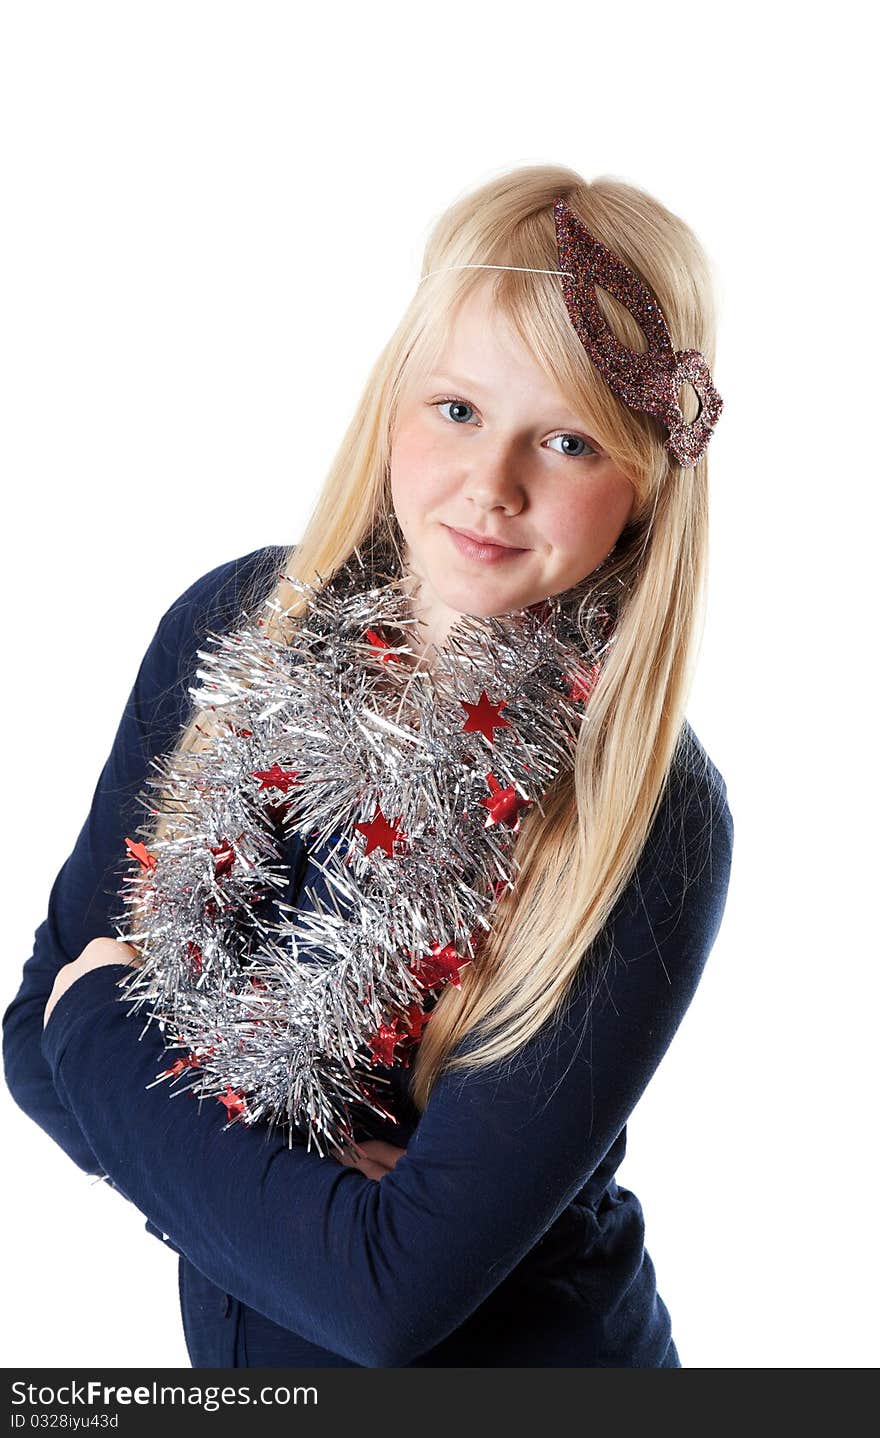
[
  {"x1": 330, "y1": 1137, "x2": 408, "y2": 1181},
  {"x1": 43, "y1": 937, "x2": 142, "y2": 1030}
]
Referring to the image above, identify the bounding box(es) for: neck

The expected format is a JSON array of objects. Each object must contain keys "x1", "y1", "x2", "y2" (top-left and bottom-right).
[{"x1": 398, "y1": 553, "x2": 459, "y2": 672}]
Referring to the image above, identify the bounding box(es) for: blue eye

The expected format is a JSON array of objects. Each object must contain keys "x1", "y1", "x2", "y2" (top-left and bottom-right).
[
  {"x1": 431, "y1": 397, "x2": 599, "y2": 459},
  {"x1": 435, "y1": 398, "x2": 477, "y2": 425},
  {"x1": 546, "y1": 433, "x2": 594, "y2": 458}
]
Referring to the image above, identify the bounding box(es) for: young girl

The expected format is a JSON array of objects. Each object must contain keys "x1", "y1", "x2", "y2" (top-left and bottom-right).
[{"x1": 4, "y1": 164, "x2": 733, "y2": 1369}]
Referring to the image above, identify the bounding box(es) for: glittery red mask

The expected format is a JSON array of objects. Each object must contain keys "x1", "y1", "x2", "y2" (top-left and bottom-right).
[{"x1": 553, "y1": 198, "x2": 723, "y2": 468}]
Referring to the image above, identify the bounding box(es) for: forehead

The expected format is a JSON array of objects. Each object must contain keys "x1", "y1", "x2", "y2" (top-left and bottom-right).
[{"x1": 440, "y1": 280, "x2": 513, "y2": 354}]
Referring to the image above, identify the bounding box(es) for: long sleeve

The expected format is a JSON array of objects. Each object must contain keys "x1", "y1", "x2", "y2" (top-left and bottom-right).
[
  {"x1": 39, "y1": 749, "x2": 733, "y2": 1369},
  {"x1": 2, "y1": 545, "x2": 282, "y2": 1175}
]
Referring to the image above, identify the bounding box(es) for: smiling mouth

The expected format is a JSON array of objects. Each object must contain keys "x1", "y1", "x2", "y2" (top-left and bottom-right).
[{"x1": 444, "y1": 525, "x2": 529, "y2": 563}]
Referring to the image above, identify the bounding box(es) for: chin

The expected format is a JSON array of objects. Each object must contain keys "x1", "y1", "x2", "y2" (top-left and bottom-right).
[{"x1": 437, "y1": 577, "x2": 535, "y2": 619}]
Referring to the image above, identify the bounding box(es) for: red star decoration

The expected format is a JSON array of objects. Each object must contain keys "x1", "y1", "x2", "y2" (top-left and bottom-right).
[
  {"x1": 217, "y1": 1086, "x2": 247, "y2": 1120},
  {"x1": 236, "y1": 728, "x2": 254, "y2": 738},
  {"x1": 125, "y1": 837, "x2": 157, "y2": 872},
  {"x1": 159, "y1": 1052, "x2": 201, "y2": 1079},
  {"x1": 209, "y1": 838, "x2": 236, "y2": 878},
  {"x1": 368, "y1": 1018, "x2": 405, "y2": 1066},
  {"x1": 251, "y1": 763, "x2": 299, "y2": 793},
  {"x1": 479, "y1": 772, "x2": 531, "y2": 830},
  {"x1": 460, "y1": 691, "x2": 512, "y2": 743},
  {"x1": 401, "y1": 1001, "x2": 429, "y2": 1041},
  {"x1": 355, "y1": 804, "x2": 406, "y2": 857},
  {"x1": 365, "y1": 628, "x2": 402, "y2": 664},
  {"x1": 564, "y1": 662, "x2": 601, "y2": 702},
  {"x1": 413, "y1": 941, "x2": 466, "y2": 990}
]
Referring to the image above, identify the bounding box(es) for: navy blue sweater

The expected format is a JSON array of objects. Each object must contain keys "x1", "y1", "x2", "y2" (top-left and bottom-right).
[{"x1": 3, "y1": 546, "x2": 734, "y2": 1369}]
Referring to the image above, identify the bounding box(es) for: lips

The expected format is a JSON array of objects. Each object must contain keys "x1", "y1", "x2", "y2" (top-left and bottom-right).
[
  {"x1": 445, "y1": 526, "x2": 526, "y2": 551},
  {"x1": 444, "y1": 525, "x2": 528, "y2": 565}
]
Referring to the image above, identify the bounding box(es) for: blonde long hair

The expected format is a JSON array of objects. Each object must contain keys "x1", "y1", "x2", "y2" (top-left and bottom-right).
[{"x1": 146, "y1": 163, "x2": 721, "y2": 1113}]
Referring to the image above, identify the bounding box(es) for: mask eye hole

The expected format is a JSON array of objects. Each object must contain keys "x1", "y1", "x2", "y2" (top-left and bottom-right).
[
  {"x1": 594, "y1": 283, "x2": 650, "y2": 357},
  {"x1": 677, "y1": 379, "x2": 702, "y2": 424}
]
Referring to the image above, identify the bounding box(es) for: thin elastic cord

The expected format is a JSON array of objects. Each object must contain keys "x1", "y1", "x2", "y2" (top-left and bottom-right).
[{"x1": 419, "y1": 263, "x2": 575, "y2": 282}]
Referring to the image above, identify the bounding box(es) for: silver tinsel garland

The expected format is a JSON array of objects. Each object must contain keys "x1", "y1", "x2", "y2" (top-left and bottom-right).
[{"x1": 112, "y1": 537, "x2": 624, "y2": 1155}]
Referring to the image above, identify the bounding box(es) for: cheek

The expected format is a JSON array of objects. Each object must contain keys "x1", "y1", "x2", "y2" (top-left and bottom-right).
[
  {"x1": 389, "y1": 422, "x2": 450, "y2": 519},
  {"x1": 538, "y1": 477, "x2": 634, "y2": 559}
]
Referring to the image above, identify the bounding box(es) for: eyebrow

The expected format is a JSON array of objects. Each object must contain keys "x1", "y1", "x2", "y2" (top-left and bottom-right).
[
  {"x1": 428, "y1": 370, "x2": 488, "y2": 394},
  {"x1": 426, "y1": 371, "x2": 594, "y2": 428}
]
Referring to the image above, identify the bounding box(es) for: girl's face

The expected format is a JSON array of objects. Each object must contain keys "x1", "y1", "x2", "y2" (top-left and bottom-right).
[{"x1": 390, "y1": 282, "x2": 636, "y2": 660}]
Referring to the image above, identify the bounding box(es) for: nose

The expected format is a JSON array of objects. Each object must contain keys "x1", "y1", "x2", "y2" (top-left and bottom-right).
[{"x1": 460, "y1": 436, "x2": 527, "y2": 513}]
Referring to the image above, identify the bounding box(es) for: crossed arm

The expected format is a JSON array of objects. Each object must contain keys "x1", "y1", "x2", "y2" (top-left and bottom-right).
[
  {"x1": 43, "y1": 936, "x2": 407, "y2": 1183},
  {"x1": 5, "y1": 555, "x2": 734, "y2": 1368}
]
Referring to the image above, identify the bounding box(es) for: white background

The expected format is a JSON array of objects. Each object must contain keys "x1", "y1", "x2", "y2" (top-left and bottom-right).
[{"x1": 2, "y1": 0, "x2": 876, "y2": 1371}]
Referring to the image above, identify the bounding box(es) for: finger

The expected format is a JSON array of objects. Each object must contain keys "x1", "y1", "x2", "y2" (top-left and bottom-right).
[
  {"x1": 329, "y1": 1147, "x2": 392, "y2": 1182},
  {"x1": 79, "y1": 937, "x2": 143, "y2": 971},
  {"x1": 330, "y1": 1142, "x2": 384, "y2": 1171}
]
